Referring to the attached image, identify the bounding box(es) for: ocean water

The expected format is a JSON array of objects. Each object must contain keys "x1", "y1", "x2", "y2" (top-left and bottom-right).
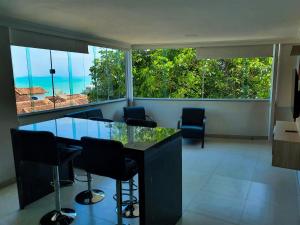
[{"x1": 15, "y1": 76, "x2": 92, "y2": 96}]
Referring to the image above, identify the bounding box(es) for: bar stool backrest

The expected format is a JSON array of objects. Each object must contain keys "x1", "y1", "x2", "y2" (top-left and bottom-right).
[
  {"x1": 11, "y1": 129, "x2": 59, "y2": 166},
  {"x1": 86, "y1": 109, "x2": 104, "y2": 119},
  {"x1": 123, "y1": 107, "x2": 146, "y2": 121},
  {"x1": 64, "y1": 109, "x2": 104, "y2": 120},
  {"x1": 80, "y1": 137, "x2": 125, "y2": 180}
]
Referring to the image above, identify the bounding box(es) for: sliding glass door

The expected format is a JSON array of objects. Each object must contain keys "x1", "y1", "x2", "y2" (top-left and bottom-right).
[
  {"x1": 29, "y1": 48, "x2": 54, "y2": 111},
  {"x1": 51, "y1": 50, "x2": 71, "y2": 108}
]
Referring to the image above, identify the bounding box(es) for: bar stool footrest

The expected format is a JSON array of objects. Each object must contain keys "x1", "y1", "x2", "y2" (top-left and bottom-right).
[
  {"x1": 122, "y1": 203, "x2": 139, "y2": 218},
  {"x1": 40, "y1": 208, "x2": 76, "y2": 225},
  {"x1": 75, "y1": 189, "x2": 105, "y2": 205},
  {"x1": 113, "y1": 193, "x2": 138, "y2": 206}
]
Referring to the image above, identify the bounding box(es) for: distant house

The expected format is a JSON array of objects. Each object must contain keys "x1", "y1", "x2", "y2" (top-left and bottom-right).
[
  {"x1": 14, "y1": 87, "x2": 88, "y2": 114},
  {"x1": 15, "y1": 87, "x2": 47, "y2": 101}
]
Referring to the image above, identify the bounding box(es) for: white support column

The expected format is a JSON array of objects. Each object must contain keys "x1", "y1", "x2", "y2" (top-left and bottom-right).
[
  {"x1": 125, "y1": 50, "x2": 133, "y2": 106},
  {"x1": 268, "y1": 44, "x2": 280, "y2": 141},
  {"x1": 0, "y1": 26, "x2": 19, "y2": 185}
]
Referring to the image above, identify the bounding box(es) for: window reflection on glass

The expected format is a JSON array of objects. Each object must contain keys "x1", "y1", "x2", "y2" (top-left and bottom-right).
[
  {"x1": 11, "y1": 46, "x2": 31, "y2": 114},
  {"x1": 30, "y1": 48, "x2": 54, "y2": 112},
  {"x1": 69, "y1": 52, "x2": 91, "y2": 106},
  {"x1": 110, "y1": 49, "x2": 126, "y2": 100},
  {"x1": 82, "y1": 46, "x2": 95, "y2": 102},
  {"x1": 11, "y1": 46, "x2": 55, "y2": 114},
  {"x1": 88, "y1": 47, "x2": 126, "y2": 102},
  {"x1": 51, "y1": 50, "x2": 72, "y2": 108}
]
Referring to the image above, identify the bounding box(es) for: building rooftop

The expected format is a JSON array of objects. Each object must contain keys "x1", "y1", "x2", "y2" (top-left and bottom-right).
[
  {"x1": 16, "y1": 93, "x2": 89, "y2": 114},
  {"x1": 15, "y1": 87, "x2": 47, "y2": 95}
]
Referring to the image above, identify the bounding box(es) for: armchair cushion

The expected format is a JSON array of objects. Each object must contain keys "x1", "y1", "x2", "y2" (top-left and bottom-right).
[
  {"x1": 180, "y1": 107, "x2": 206, "y2": 141},
  {"x1": 181, "y1": 125, "x2": 204, "y2": 138},
  {"x1": 182, "y1": 108, "x2": 205, "y2": 126},
  {"x1": 126, "y1": 118, "x2": 157, "y2": 128}
]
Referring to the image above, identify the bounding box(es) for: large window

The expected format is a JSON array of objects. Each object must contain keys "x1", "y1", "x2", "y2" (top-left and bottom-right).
[
  {"x1": 88, "y1": 47, "x2": 126, "y2": 102},
  {"x1": 132, "y1": 48, "x2": 273, "y2": 99},
  {"x1": 11, "y1": 45, "x2": 125, "y2": 114}
]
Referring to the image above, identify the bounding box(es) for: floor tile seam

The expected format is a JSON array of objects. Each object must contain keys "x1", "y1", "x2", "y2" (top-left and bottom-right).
[
  {"x1": 249, "y1": 150, "x2": 262, "y2": 181},
  {"x1": 188, "y1": 163, "x2": 216, "y2": 189},
  {"x1": 202, "y1": 166, "x2": 253, "y2": 200},
  {"x1": 238, "y1": 181, "x2": 254, "y2": 225},
  {"x1": 185, "y1": 208, "x2": 239, "y2": 225},
  {"x1": 246, "y1": 194, "x2": 300, "y2": 209},
  {"x1": 211, "y1": 174, "x2": 254, "y2": 187},
  {"x1": 244, "y1": 179, "x2": 300, "y2": 206},
  {"x1": 250, "y1": 176, "x2": 299, "y2": 190},
  {"x1": 213, "y1": 173, "x2": 254, "y2": 182},
  {"x1": 77, "y1": 209, "x2": 116, "y2": 224},
  {"x1": 208, "y1": 157, "x2": 221, "y2": 179},
  {"x1": 199, "y1": 187, "x2": 249, "y2": 203},
  {"x1": 182, "y1": 194, "x2": 199, "y2": 214},
  {"x1": 191, "y1": 187, "x2": 249, "y2": 210}
]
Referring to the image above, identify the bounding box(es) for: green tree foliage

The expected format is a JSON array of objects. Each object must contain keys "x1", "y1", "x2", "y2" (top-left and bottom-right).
[
  {"x1": 88, "y1": 48, "x2": 272, "y2": 101},
  {"x1": 201, "y1": 57, "x2": 272, "y2": 99},
  {"x1": 87, "y1": 48, "x2": 126, "y2": 102}
]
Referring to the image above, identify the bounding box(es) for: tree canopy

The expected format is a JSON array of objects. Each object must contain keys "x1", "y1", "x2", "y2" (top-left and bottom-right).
[
  {"x1": 87, "y1": 48, "x2": 272, "y2": 102},
  {"x1": 87, "y1": 48, "x2": 126, "y2": 102}
]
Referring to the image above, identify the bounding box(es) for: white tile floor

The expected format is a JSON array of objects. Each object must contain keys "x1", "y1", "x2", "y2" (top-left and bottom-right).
[{"x1": 0, "y1": 137, "x2": 299, "y2": 225}]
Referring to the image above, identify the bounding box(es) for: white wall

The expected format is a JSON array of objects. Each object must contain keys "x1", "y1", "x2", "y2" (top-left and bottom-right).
[
  {"x1": 0, "y1": 26, "x2": 19, "y2": 186},
  {"x1": 276, "y1": 44, "x2": 297, "y2": 107},
  {"x1": 18, "y1": 99, "x2": 127, "y2": 125},
  {"x1": 275, "y1": 44, "x2": 298, "y2": 121},
  {"x1": 134, "y1": 98, "x2": 270, "y2": 137}
]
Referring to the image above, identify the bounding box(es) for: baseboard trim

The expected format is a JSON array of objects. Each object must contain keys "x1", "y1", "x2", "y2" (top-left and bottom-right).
[
  {"x1": 0, "y1": 177, "x2": 16, "y2": 189},
  {"x1": 206, "y1": 134, "x2": 268, "y2": 140}
]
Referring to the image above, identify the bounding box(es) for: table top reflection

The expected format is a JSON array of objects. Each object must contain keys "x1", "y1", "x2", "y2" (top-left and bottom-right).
[{"x1": 18, "y1": 117, "x2": 180, "y2": 151}]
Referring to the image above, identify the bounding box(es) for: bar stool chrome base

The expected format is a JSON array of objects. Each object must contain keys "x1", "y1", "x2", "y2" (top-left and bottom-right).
[
  {"x1": 122, "y1": 203, "x2": 139, "y2": 218},
  {"x1": 75, "y1": 189, "x2": 105, "y2": 205},
  {"x1": 40, "y1": 208, "x2": 76, "y2": 225}
]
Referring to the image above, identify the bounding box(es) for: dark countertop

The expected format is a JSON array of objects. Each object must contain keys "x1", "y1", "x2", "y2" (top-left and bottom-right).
[{"x1": 18, "y1": 117, "x2": 181, "y2": 151}]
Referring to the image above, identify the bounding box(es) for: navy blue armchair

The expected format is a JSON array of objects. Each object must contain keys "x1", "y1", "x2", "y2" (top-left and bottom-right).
[
  {"x1": 123, "y1": 106, "x2": 157, "y2": 128},
  {"x1": 178, "y1": 108, "x2": 206, "y2": 148}
]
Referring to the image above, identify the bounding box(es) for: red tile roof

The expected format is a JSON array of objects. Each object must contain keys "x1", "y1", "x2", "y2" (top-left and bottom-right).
[
  {"x1": 15, "y1": 87, "x2": 47, "y2": 95},
  {"x1": 16, "y1": 94, "x2": 89, "y2": 114}
]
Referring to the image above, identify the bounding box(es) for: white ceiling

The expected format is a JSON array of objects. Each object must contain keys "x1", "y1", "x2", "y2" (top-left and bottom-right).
[{"x1": 0, "y1": 0, "x2": 300, "y2": 47}]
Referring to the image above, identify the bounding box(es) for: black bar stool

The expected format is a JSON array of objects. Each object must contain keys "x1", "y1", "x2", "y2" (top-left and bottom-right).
[
  {"x1": 75, "y1": 171, "x2": 105, "y2": 205},
  {"x1": 11, "y1": 129, "x2": 81, "y2": 225},
  {"x1": 118, "y1": 179, "x2": 139, "y2": 218},
  {"x1": 79, "y1": 137, "x2": 138, "y2": 225}
]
